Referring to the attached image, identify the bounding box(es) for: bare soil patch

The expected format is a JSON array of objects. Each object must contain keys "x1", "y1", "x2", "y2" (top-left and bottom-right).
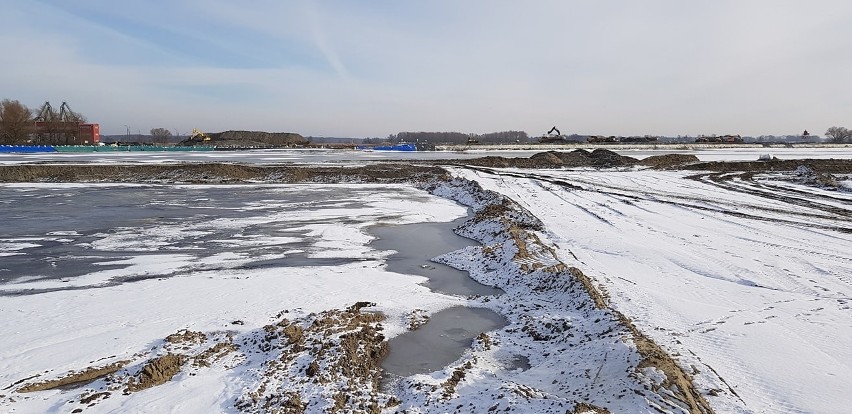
[
  {"x1": 448, "y1": 149, "x2": 639, "y2": 169},
  {"x1": 0, "y1": 163, "x2": 449, "y2": 184},
  {"x1": 680, "y1": 158, "x2": 852, "y2": 174},
  {"x1": 638, "y1": 153, "x2": 700, "y2": 169},
  {"x1": 125, "y1": 354, "x2": 186, "y2": 392},
  {"x1": 16, "y1": 361, "x2": 128, "y2": 393}
]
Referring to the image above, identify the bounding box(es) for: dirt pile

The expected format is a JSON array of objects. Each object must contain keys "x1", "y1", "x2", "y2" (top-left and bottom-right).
[
  {"x1": 164, "y1": 329, "x2": 207, "y2": 345},
  {"x1": 0, "y1": 163, "x2": 450, "y2": 184},
  {"x1": 638, "y1": 154, "x2": 700, "y2": 169},
  {"x1": 234, "y1": 303, "x2": 394, "y2": 413},
  {"x1": 587, "y1": 148, "x2": 638, "y2": 167},
  {"x1": 126, "y1": 354, "x2": 186, "y2": 392},
  {"x1": 10, "y1": 303, "x2": 392, "y2": 412},
  {"x1": 458, "y1": 149, "x2": 638, "y2": 169},
  {"x1": 205, "y1": 130, "x2": 308, "y2": 148},
  {"x1": 681, "y1": 158, "x2": 852, "y2": 174}
]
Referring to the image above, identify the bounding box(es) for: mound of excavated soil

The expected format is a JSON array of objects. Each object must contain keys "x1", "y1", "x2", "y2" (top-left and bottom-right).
[
  {"x1": 126, "y1": 354, "x2": 185, "y2": 392},
  {"x1": 0, "y1": 164, "x2": 449, "y2": 184},
  {"x1": 682, "y1": 159, "x2": 852, "y2": 174},
  {"x1": 588, "y1": 148, "x2": 638, "y2": 167},
  {"x1": 457, "y1": 149, "x2": 638, "y2": 169},
  {"x1": 182, "y1": 130, "x2": 308, "y2": 147},
  {"x1": 638, "y1": 154, "x2": 700, "y2": 169}
]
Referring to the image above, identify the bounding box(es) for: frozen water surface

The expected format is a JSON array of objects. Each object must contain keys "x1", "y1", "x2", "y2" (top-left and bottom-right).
[{"x1": 1, "y1": 184, "x2": 416, "y2": 293}]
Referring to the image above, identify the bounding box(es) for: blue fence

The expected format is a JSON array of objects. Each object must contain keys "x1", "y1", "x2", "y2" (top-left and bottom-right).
[{"x1": 0, "y1": 145, "x2": 56, "y2": 153}]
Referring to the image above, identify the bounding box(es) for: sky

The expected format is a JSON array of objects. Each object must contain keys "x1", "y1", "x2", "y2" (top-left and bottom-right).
[{"x1": 1, "y1": 1, "x2": 851, "y2": 138}]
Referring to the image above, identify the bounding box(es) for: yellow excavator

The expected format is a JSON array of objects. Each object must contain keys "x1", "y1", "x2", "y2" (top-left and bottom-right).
[{"x1": 189, "y1": 128, "x2": 211, "y2": 143}]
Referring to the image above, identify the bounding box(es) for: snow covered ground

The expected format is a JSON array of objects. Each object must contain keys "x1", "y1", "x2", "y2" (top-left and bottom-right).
[
  {"x1": 455, "y1": 167, "x2": 852, "y2": 414},
  {"x1": 2, "y1": 157, "x2": 850, "y2": 413},
  {"x1": 1, "y1": 176, "x2": 734, "y2": 414}
]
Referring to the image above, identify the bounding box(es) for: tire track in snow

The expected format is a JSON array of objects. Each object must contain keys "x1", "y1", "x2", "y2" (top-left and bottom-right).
[
  {"x1": 690, "y1": 172, "x2": 852, "y2": 220},
  {"x1": 458, "y1": 167, "x2": 852, "y2": 414}
]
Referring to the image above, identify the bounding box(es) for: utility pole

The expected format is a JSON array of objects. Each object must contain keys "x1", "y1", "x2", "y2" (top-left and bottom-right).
[{"x1": 124, "y1": 125, "x2": 129, "y2": 141}]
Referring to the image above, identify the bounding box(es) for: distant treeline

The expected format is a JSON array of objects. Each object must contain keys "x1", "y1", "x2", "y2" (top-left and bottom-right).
[{"x1": 364, "y1": 130, "x2": 530, "y2": 145}]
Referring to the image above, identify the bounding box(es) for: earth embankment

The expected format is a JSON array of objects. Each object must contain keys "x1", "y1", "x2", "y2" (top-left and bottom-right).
[{"x1": 0, "y1": 163, "x2": 448, "y2": 183}]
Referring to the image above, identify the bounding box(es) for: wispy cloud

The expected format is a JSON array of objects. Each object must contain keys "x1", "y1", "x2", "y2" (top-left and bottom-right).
[
  {"x1": 1, "y1": 1, "x2": 851, "y2": 137},
  {"x1": 305, "y1": 2, "x2": 349, "y2": 78}
]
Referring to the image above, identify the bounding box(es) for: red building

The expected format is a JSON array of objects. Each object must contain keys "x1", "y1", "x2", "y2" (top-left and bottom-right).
[{"x1": 33, "y1": 121, "x2": 100, "y2": 144}]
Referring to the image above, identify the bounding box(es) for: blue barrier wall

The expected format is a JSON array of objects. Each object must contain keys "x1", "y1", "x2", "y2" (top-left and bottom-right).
[{"x1": 0, "y1": 145, "x2": 56, "y2": 153}]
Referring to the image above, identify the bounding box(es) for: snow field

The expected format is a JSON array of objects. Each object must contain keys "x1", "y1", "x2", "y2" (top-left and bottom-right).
[{"x1": 455, "y1": 167, "x2": 852, "y2": 414}]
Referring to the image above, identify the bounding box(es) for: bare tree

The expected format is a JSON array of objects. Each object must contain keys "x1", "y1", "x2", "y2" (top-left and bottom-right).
[
  {"x1": 150, "y1": 127, "x2": 172, "y2": 144},
  {"x1": 825, "y1": 126, "x2": 852, "y2": 143},
  {"x1": 0, "y1": 99, "x2": 33, "y2": 144}
]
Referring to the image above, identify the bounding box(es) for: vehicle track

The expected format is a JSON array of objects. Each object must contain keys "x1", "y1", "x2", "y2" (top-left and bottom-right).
[
  {"x1": 688, "y1": 172, "x2": 852, "y2": 220},
  {"x1": 467, "y1": 167, "x2": 852, "y2": 234},
  {"x1": 458, "y1": 166, "x2": 852, "y2": 414}
]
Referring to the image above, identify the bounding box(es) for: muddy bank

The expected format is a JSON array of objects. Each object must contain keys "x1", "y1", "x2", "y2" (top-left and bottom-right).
[
  {"x1": 416, "y1": 176, "x2": 719, "y2": 413},
  {"x1": 0, "y1": 163, "x2": 448, "y2": 183}
]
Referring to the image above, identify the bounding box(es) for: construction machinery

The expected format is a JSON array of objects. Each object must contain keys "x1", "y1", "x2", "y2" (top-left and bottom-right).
[
  {"x1": 189, "y1": 128, "x2": 212, "y2": 143},
  {"x1": 539, "y1": 126, "x2": 567, "y2": 144}
]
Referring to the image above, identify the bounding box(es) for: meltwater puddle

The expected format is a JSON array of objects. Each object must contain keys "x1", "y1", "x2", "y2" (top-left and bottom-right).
[
  {"x1": 369, "y1": 216, "x2": 503, "y2": 297},
  {"x1": 369, "y1": 215, "x2": 506, "y2": 377},
  {"x1": 381, "y1": 306, "x2": 506, "y2": 377}
]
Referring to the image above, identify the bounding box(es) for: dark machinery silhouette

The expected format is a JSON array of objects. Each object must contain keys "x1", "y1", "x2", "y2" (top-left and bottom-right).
[{"x1": 539, "y1": 126, "x2": 567, "y2": 144}]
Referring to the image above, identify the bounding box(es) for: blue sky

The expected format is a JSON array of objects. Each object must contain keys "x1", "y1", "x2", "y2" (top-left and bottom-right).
[{"x1": 1, "y1": 1, "x2": 851, "y2": 137}]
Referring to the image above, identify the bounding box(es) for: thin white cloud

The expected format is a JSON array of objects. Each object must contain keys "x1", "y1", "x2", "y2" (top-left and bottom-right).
[
  {"x1": 1, "y1": 1, "x2": 851, "y2": 137},
  {"x1": 304, "y1": 2, "x2": 350, "y2": 79}
]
